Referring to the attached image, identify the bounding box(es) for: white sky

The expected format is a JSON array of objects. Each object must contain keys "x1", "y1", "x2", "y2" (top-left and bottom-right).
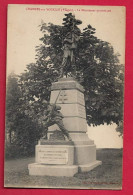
[
  {"x1": 7, "y1": 4, "x2": 125, "y2": 75},
  {"x1": 6, "y1": 4, "x2": 125, "y2": 148},
  {"x1": 87, "y1": 124, "x2": 123, "y2": 148}
]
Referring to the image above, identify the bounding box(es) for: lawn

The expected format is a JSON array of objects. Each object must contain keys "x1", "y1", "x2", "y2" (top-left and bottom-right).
[{"x1": 4, "y1": 149, "x2": 123, "y2": 189}]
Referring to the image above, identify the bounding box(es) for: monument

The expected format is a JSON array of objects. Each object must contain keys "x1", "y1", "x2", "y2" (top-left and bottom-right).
[{"x1": 28, "y1": 13, "x2": 102, "y2": 177}]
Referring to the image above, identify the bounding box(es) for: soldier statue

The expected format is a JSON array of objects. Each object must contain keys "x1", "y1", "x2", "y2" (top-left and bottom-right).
[
  {"x1": 60, "y1": 13, "x2": 82, "y2": 77},
  {"x1": 40, "y1": 99, "x2": 72, "y2": 141}
]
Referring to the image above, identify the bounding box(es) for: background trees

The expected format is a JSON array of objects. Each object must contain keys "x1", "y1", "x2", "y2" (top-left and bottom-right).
[{"x1": 6, "y1": 73, "x2": 43, "y2": 158}]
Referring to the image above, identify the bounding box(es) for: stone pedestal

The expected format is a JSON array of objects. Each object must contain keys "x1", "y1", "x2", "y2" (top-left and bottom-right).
[
  {"x1": 28, "y1": 141, "x2": 78, "y2": 177},
  {"x1": 28, "y1": 78, "x2": 102, "y2": 176}
]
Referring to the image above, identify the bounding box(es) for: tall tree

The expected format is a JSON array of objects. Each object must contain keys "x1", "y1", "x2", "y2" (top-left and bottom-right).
[
  {"x1": 6, "y1": 73, "x2": 43, "y2": 157},
  {"x1": 18, "y1": 13, "x2": 124, "y2": 133},
  {"x1": 6, "y1": 73, "x2": 21, "y2": 144}
]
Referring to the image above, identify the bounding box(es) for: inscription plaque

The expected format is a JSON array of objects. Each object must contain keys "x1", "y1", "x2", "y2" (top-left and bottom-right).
[{"x1": 37, "y1": 147, "x2": 68, "y2": 165}]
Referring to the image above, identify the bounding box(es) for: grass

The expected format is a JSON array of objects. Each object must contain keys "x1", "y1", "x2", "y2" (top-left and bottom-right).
[{"x1": 4, "y1": 149, "x2": 123, "y2": 189}]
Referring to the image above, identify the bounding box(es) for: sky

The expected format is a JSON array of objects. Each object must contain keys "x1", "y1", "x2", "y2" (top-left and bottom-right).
[
  {"x1": 87, "y1": 124, "x2": 123, "y2": 148},
  {"x1": 7, "y1": 4, "x2": 125, "y2": 75},
  {"x1": 6, "y1": 4, "x2": 125, "y2": 148}
]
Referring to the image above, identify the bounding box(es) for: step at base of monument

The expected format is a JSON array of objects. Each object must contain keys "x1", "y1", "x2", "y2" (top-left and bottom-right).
[
  {"x1": 78, "y1": 160, "x2": 102, "y2": 172},
  {"x1": 28, "y1": 163, "x2": 78, "y2": 177},
  {"x1": 28, "y1": 161, "x2": 102, "y2": 177}
]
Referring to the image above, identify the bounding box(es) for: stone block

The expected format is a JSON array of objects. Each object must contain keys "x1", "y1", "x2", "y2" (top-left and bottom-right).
[
  {"x1": 28, "y1": 163, "x2": 78, "y2": 177},
  {"x1": 51, "y1": 79, "x2": 84, "y2": 92},
  {"x1": 56, "y1": 104, "x2": 86, "y2": 118},
  {"x1": 78, "y1": 161, "x2": 102, "y2": 172},
  {"x1": 48, "y1": 117, "x2": 87, "y2": 132},
  {"x1": 39, "y1": 140, "x2": 74, "y2": 146},
  {"x1": 35, "y1": 144, "x2": 74, "y2": 165},
  {"x1": 74, "y1": 144, "x2": 96, "y2": 165},
  {"x1": 69, "y1": 133, "x2": 94, "y2": 145},
  {"x1": 50, "y1": 89, "x2": 85, "y2": 106}
]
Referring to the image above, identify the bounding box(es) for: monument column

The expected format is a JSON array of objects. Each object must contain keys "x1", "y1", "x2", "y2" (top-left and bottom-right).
[{"x1": 48, "y1": 77, "x2": 101, "y2": 168}]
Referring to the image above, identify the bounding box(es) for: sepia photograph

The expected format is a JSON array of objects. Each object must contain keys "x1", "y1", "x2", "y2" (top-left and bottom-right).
[{"x1": 5, "y1": 4, "x2": 125, "y2": 189}]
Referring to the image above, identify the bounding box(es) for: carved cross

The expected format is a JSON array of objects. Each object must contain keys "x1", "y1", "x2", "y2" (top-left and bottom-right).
[{"x1": 59, "y1": 91, "x2": 68, "y2": 103}]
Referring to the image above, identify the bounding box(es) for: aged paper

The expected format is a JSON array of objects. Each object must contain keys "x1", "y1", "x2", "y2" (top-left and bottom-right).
[{"x1": 5, "y1": 4, "x2": 125, "y2": 189}]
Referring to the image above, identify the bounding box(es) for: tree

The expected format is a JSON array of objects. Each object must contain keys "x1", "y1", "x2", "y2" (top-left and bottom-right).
[
  {"x1": 116, "y1": 121, "x2": 123, "y2": 137},
  {"x1": 18, "y1": 13, "x2": 124, "y2": 134},
  {"x1": 6, "y1": 73, "x2": 21, "y2": 144},
  {"x1": 6, "y1": 73, "x2": 43, "y2": 158}
]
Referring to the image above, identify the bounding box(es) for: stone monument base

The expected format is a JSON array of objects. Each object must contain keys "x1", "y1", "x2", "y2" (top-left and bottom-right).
[
  {"x1": 28, "y1": 161, "x2": 101, "y2": 177},
  {"x1": 78, "y1": 161, "x2": 102, "y2": 172},
  {"x1": 28, "y1": 164, "x2": 78, "y2": 177},
  {"x1": 28, "y1": 139, "x2": 102, "y2": 177}
]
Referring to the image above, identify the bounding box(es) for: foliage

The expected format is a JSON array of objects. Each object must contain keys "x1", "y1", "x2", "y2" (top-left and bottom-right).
[
  {"x1": 115, "y1": 122, "x2": 123, "y2": 137},
  {"x1": 18, "y1": 13, "x2": 124, "y2": 129},
  {"x1": 78, "y1": 25, "x2": 124, "y2": 126},
  {"x1": 6, "y1": 73, "x2": 21, "y2": 144},
  {"x1": 6, "y1": 73, "x2": 43, "y2": 158}
]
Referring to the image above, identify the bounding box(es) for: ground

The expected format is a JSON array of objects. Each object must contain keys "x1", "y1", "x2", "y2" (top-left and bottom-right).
[{"x1": 4, "y1": 149, "x2": 122, "y2": 189}]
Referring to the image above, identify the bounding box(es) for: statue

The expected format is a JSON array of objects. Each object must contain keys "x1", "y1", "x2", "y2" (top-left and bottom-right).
[
  {"x1": 60, "y1": 14, "x2": 82, "y2": 77},
  {"x1": 40, "y1": 91, "x2": 72, "y2": 141}
]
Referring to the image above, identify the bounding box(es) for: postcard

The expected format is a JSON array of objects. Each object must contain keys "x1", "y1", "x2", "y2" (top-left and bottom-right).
[{"x1": 5, "y1": 4, "x2": 125, "y2": 189}]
